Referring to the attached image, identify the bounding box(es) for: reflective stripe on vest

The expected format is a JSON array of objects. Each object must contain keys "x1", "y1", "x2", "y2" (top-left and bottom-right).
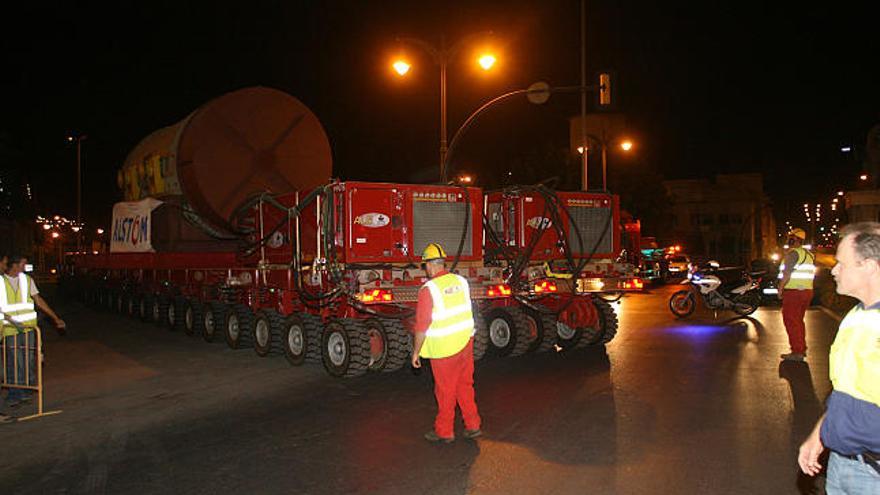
[
  {"x1": 778, "y1": 247, "x2": 815, "y2": 290},
  {"x1": 1, "y1": 274, "x2": 37, "y2": 336},
  {"x1": 419, "y1": 273, "x2": 474, "y2": 359},
  {"x1": 831, "y1": 306, "x2": 880, "y2": 407}
]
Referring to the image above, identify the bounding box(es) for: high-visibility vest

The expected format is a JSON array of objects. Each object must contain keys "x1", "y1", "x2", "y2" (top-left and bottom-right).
[
  {"x1": 419, "y1": 273, "x2": 475, "y2": 359},
  {"x1": 778, "y1": 247, "x2": 815, "y2": 290},
  {"x1": 831, "y1": 305, "x2": 880, "y2": 407},
  {"x1": 0, "y1": 274, "x2": 38, "y2": 337}
]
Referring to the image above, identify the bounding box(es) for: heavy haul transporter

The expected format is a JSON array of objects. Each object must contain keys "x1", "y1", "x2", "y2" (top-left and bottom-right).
[{"x1": 68, "y1": 87, "x2": 642, "y2": 378}]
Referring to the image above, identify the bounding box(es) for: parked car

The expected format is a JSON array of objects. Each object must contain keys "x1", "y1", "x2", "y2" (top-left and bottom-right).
[{"x1": 666, "y1": 255, "x2": 691, "y2": 276}]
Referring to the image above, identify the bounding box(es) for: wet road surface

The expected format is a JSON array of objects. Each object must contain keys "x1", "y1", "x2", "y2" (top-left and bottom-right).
[{"x1": 0, "y1": 284, "x2": 839, "y2": 494}]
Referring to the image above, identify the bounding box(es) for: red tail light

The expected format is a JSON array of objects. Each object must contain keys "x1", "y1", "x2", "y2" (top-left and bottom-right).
[
  {"x1": 358, "y1": 288, "x2": 393, "y2": 303},
  {"x1": 622, "y1": 278, "x2": 644, "y2": 290},
  {"x1": 534, "y1": 280, "x2": 558, "y2": 293},
  {"x1": 487, "y1": 284, "x2": 512, "y2": 297}
]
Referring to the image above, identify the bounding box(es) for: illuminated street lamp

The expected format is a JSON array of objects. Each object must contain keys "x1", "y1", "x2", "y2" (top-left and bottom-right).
[
  {"x1": 579, "y1": 133, "x2": 634, "y2": 191},
  {"x1": 860, "y1": 174, "x2": 868, "y2": 181},
  {"x1": 392, "y1": 33, "x2": 497, "y2": 182}
]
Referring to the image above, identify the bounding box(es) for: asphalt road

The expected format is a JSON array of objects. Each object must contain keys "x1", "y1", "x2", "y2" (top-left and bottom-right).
[{"x1": 0, "y1": 284, "x2": 840, "y2": 494}]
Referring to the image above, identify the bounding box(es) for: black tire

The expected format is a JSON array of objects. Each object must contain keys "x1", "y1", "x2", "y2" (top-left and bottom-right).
[
  {"x1": 594, "y1": 298, "x2": 619, "y2": 344},
  {"x1": 183, "y1": 299, "x2": 204, "y2": 337},
  {"x1": 168, "y1": 296, "x2": 186, "y2": 331},
  {"x1": 202, "y1": 302, "x2": 227, "y2": 343},
  {"x1": 732, "y1": 291, "x2": 760, "y2": 316},
  {"x1": 486, "y1": 307, "x2": 532, "y2": 357},
  {"x1": 115, "y1": 291, "x2": 126, "y2": 313},
  {"x1": 224, "y1": 303, "x2": 255, "y2": 349},
  {"x1": 522, "y1": 305, "x2": 557, "y2": 353},
  {"x1": 472, "y1": 306, "x2": 489, "y2": 361},
  {"x1": 126, "y1": 293, "x2": 139, "y2": 318},
  {"x1": 139, "y1": 294, "x2": 154, "y2": 322},
  {"x1": 253, "y1": 309, "x2": 285, "y2": 357},
  {"x1": 362, "y1": 317, "x2": 411, "y2": 373},
  {"x1": 153, "y1": 296, "x2": 169, "y2": 326},
  {"x1": 669, "y1": 290, "x2": 696, "y2": 318},
  {"x1": 321, "y1": 318, "x2": 370, "y2": 378},
  {"x1": 281, "y1": 314, "x2": 313, "y2": 366}
]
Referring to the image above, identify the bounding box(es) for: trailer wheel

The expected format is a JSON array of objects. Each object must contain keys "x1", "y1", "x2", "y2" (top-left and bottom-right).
[
  {"x1": 169, "y1": 296, "x2": 187, "y2": 332},
  {"x1": 321, "y1": 319, "x2": 369, "y2": 378},
  {"x1": 472, "y1": 305, "x2": 489, "y2": 361},
  {"x1": 485, "y1": 307, "x2": 531, "y2": 357},
  {"x1": 253, "y1": 310, "x2": 284, "y2": 357},
  {"x1": 127, "y1": 293, "x2": 139, "y2": 318},
  {"x1": 523, "y1": 305, "x2": 557, "y2": 353},
  {"x1": 224, "y1": 304, "x2": 255, "y2": 349},
  {"x1": 183, "y1": 299, "x2": 204, "y2": 337},
  {"x1": 139, "y1": 294, "x2": 153, "y2": 321},
  {"x1": 595, "y1": 298, "x2": 619, "y2": 344},
  {"x1": 202, "y1": 302, "x2": 227, "y2": 343},
  {"x1": 281, "y1": 314, "x2": 310, "y2": 366},
  {"x1": 302, "y1": 313, "x2": 323, "y2": 363},
  {"x1": 363, "y1": 318, "x2": 411, "y2": 373},
  {"x1": 153, "y1": 296, "x2": 169, "y2": 326}
]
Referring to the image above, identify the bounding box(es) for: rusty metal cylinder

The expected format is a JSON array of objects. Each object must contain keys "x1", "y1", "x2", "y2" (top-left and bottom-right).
[{"x1": 118, "y1": 86, "x2": 332, "y2": 234}]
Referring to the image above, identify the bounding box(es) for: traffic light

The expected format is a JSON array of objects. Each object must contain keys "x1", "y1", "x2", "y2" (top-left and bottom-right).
[{"x1": 598, "y1": 72, "x2": 612, "y2": 106}]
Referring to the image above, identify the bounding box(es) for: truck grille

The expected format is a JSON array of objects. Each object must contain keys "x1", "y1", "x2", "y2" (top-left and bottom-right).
[
  {"x1": 413, "y1": 201, "x2": 473, "y2": 257},
  {"x1": 568, "y1": 206, "x2": 613, "y2": 254}
]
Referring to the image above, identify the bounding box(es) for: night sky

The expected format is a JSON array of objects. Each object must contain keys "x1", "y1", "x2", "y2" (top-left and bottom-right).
[{"x1": 3, "y1": 1, "x2": 879, "y2": 230}]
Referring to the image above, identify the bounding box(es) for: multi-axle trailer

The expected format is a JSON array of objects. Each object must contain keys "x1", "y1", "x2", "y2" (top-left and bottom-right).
[{"x1": 65, "y1": 86, "x2": 643, "y2": 379}]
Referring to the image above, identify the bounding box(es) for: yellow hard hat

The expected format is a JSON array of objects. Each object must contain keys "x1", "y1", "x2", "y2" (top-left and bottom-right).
[
  {"x1": 421, "y1": 243, "x2": 447, "y2": 262},
  {"x1": 789, "y1": 228, "x2": 806, "y2": 240}
]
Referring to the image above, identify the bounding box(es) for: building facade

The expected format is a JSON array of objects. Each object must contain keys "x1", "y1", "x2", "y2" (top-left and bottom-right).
[{"x1": 663, "y1": 173, "x2": 776, "y2": 265}]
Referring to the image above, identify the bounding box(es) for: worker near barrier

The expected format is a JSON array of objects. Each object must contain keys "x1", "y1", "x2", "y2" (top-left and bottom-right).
[
  {"x1": 0, "y1": 254, "x2": 11, "y2": 423},
  {"x1": 411, "y1": 243, "x2": 482, "y2": 443},
  {"x1": 778, "y1": 228, "x2": 815, "y2": 362},
  {"x1": 1, "y1": 254, "x2": 65, "y2": 408},
  {"x1": 799, "y1": 222, "x2": 880, "y2": 492}
]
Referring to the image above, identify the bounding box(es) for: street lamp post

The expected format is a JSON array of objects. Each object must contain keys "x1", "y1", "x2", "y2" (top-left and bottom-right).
[
  {"x1": 393, "y1": 33, "x2": 495, "y2": 182},
  {"x1": 67, "y1": 133, "x2": 87, "y2": 251},
  {"x1": 577, "y1": 132, "x2": 633, "y2": 191}
]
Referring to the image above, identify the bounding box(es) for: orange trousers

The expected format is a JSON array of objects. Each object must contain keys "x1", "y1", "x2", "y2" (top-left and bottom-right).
[{"x1": 430, "y1": 339, "x2": 481, "y2": 439}]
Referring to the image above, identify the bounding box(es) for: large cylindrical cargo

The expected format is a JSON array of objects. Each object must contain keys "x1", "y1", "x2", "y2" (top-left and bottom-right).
[{"x1": 118, "y1": 86, "x2": 333, "y2": 234}]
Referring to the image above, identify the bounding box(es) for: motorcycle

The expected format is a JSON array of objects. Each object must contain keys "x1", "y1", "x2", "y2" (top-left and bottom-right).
[{"x1": 668, "y1": 261, "x2": 764, "y2": 318}]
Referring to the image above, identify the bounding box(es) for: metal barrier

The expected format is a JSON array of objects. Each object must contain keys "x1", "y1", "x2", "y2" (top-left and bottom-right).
[{"x1": 1, "y1": 323, "x2": 62, "y2": 421}]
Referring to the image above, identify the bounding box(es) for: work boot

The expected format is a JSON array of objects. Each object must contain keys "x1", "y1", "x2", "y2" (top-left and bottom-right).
[
  {"x1": 462, "y1": 428, "x2": 483, "y2": 439},
  {"x1": 780, "y1": 352, "x2": 806, "y2": 362},
  {"x1": 424, "y1": 431, "x2": 454, "y2": 444}
]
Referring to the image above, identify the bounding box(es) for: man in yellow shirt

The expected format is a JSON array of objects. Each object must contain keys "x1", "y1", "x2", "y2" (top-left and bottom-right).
[{"x1": 798, "y1": 223, "x2": 880, "y2": 492}]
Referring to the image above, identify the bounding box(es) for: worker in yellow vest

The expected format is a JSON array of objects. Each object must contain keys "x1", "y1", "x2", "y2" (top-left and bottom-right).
[
  {"x1": 799, "y1": 222, "x2": 880, "y2": 491},
  {"x1": 1, "y1": 254, "x2": 65, "y2": 409},
  {"x1": 412, "y1": 243, "x2": 482, "y2": 443},
  {"x1": 778, "y1": 228, "x2": 815, "y2": 361}
]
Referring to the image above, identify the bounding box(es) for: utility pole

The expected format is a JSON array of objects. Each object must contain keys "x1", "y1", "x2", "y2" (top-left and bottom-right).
[{"x1": 579, "y1": 0, "x2": 588, "y2": 191}]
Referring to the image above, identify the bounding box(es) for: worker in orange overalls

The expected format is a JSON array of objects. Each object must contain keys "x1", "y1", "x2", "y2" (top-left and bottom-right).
[
  {"x1": 779, "y1": 228, "x2": 816, "y2": 361},
  {"x1": 412, "y1": 243, "x2": 482, "y2": 443}
]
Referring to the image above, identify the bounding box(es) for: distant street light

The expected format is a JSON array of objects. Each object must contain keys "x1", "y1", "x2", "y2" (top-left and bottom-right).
[
  {"x1": 392, "y1": 32, "x2": 497, "y2": 182},
  {"x1": 579, "y1": 133, "x2": 634, "y2": 191},
  {"x1": 860, "y1": 174, "x2": 869, "y2": 181},
  {"x1": 97, "y1": 228, "x2": 104, "y2": 235}
]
